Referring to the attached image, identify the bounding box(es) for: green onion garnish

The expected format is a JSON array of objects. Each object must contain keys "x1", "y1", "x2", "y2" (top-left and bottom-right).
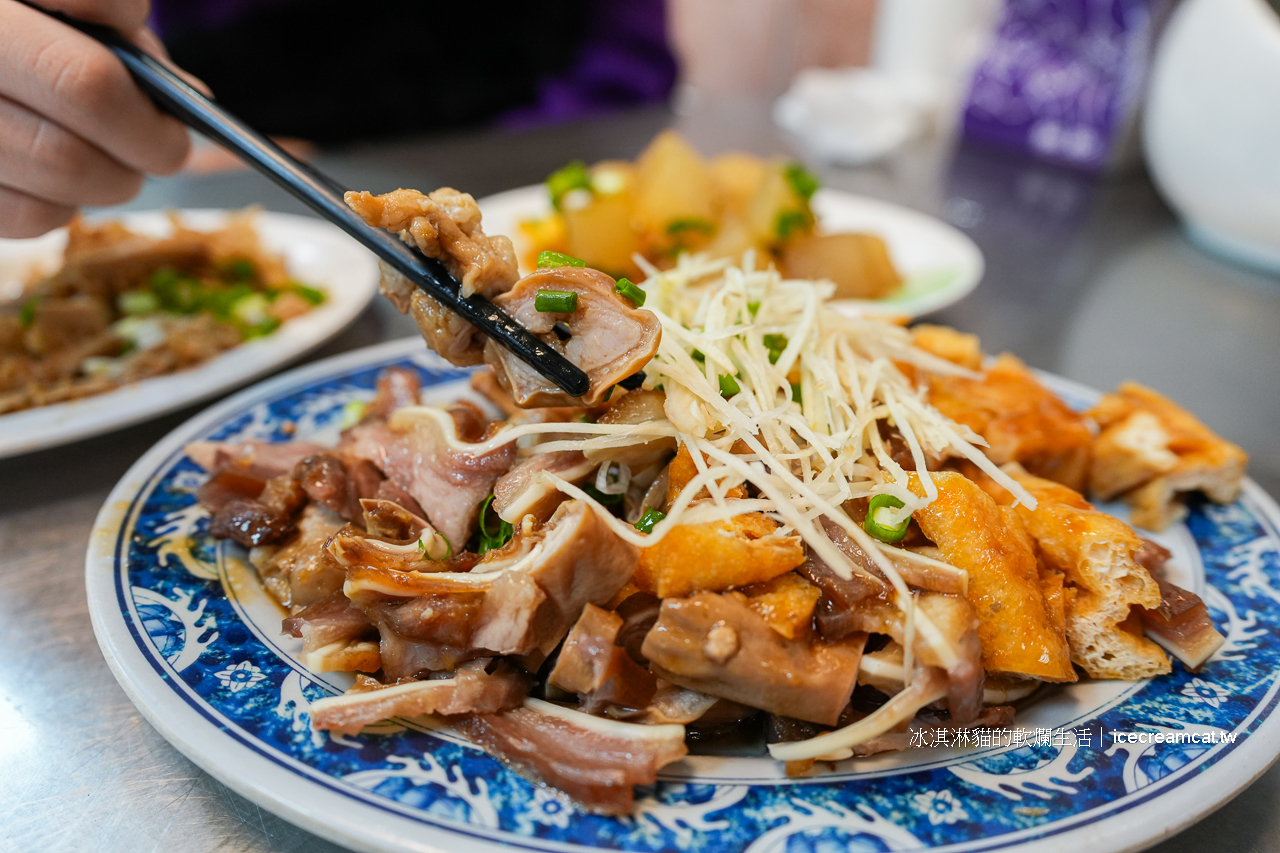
[
  {"x1": 665, "y1": 217, "x2": 716, "y2": 236},
  {"x1": 784, "y1": 161, "x2": 820, "y2": 201},
  {"x1": 291, "y1": 283, "x2": 325, "y2": 305},
  {"x1": 690, "y1": 349, "x2": 705, "y2": 362},
  {"x1": 719, "y1": 373, "x2": 741, "y2": 397},
  {"x1": 339, "y1": 399, "x2": 367, "y2": 430},
  {"x1": 774, "y1": 209, "x2": 811, "y2": 240},
  {"x1": 477, "y1": 493, "x2": 514, "y2": 555},
  {"x1": 614, "y1": 277, "x2": 646, "y2": 307},
  {"x1": 547, "y1": 160, "x2": 592, "y2": 210},
  {"x1": 635, "y1": 508, "x2": 666, "y2": 534},
  {"x1": 417, "y1": 531, "x2": 452, "y2": 561},
  {"x1": 19, "y1": 298, "x2": 38, "y2": 327},
  {"x1": 219, "y1": 257, "x2": 257, "y2": 282},
  {"x1": 763, "y1": 333, "x2": 788, "y2": 364},
  {"x1": 865, "y1": 494, "x2": 911, "y2": 543},
  {"x1": 537, "y1": 251, "x2": 587, "y2": 269},
  {"x1": 117, "y1": 290, "x2": 160, "y2": 316},
  {"x1": 582, "y1": 484, "x2": 624, "y2": 506},
  {"x1": 747, "y1": 300, "x2": 760, "y2": 316},
  {"x1": 791, "y1": 382, "x2": 803, "y2": 404},
  {"x1": 534, "y1": 289, "x2": 578, "y2": 313}
]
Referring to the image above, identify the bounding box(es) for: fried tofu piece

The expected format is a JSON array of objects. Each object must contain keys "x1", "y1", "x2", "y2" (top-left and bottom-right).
[
  {"x1": 981, "y1": 463, "x2": 1170, "y2": 680},
  {"x1": 926, "y1": 353, "x2": 1092, "y2": 492},
  {"x1": 908, "y1": 471, "x2": 1076, "y2": 682},
  {"x1": 911, "y1": 324, "x2": 983, "y2": 371},
  {"x1": 1088, "y1": 382, "x2": 1247, "y2": 531},
  {"x1": 666, "y1": 441, "x2": 747, "y2": 506},
  {"x1": 741, "y1": 572, "x2": 821, "y2": 640},
  {"x1": 634, "y1": 513, "x2": 805, "y2": 599}
]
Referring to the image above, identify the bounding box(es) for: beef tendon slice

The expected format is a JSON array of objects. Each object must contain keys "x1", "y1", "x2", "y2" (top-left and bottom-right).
[
  {"x1": 1088, "y1": 381, "x2": 1248, "y2": 531},
  {"x1": 984, "y1": 463, "x2": 1171, "y2": 679},
  {"x1": 641, "y1": 590, "x2": 865, "y2": 726},
  {"x1": 925, "y1": 353, "x2": 1092, "y2": 492},
  {"x1": 484, "y1": 267, "x2": 661, "y2": 408},
  {"x1": 908, "y1": 471, "x2": 1076, "y2": 682}
]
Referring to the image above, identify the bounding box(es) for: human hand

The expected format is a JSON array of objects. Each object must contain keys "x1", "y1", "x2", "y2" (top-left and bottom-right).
[{"x1": 0, "y1": 0, "x2": 192, "y2": 237}]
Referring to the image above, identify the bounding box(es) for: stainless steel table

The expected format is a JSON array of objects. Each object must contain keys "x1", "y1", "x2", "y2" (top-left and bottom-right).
[{"x1": 4, "y1": 100, "x2": 1279, "y2": 853}]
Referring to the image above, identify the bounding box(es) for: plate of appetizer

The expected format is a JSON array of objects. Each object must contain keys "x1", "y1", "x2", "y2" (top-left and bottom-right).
[
  {"x1": 88, "y1": 187, "x2": 1280, "y2": 853},
  {"x1": 0, "y1": 208, "x2": 379, "y2": 458},
  {"x1": 477, "y1": 130, "x2": 984, "y2": 320}
]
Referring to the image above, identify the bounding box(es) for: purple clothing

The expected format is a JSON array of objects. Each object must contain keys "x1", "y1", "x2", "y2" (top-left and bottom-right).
[
  {"x1": 150, "y1": 0, "x2": 676, "y2": 131},
  {"x1": 496, "y1": 0, "x2": 677, "y2": 129}
]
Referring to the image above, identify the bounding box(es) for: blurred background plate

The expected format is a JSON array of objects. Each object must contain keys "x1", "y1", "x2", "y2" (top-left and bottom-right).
[
  {"x1": 0, "y1": 209, "x2": 378, "y2": 459},
  {"x1": 478, "y1": 184, "x2": 984, "y2": 319}
]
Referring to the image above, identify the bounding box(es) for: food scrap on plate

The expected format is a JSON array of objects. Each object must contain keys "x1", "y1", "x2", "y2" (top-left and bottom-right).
[
  {"x1": 185, "y1": 186, "x2": 1237, "y2": 814},
  {"x1": 0, "y1": 213, "x2": 325, "y2": 415}
]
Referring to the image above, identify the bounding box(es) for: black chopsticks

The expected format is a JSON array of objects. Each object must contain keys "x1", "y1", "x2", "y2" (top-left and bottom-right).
[{"x1": 29, "y1": 5, "x2": 591, "y2": 398}]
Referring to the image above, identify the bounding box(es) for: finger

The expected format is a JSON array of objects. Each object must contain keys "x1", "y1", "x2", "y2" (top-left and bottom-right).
[
  {"x1": 0, "y1": 94, "x2": 143, "y2": 207},
  {"x1": 0, "y1": 1, "x2": 191, "y2": 175},
  {"x1": 0, "y1": 183, "x2": 76, "y2": 238},
  {"x1": 26, "y1": 0, "x2": 150, "y2": 36}
]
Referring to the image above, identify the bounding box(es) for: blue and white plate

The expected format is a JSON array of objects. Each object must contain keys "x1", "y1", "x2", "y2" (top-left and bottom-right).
[{"x1": 87, "y1": 337, "x2": 1280, "y2": 853}]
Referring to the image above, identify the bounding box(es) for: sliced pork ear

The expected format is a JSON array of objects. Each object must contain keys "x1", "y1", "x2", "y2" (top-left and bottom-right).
[
  {"x1": 248, "y1": 504, "x2": 346, "y2": 609},
  {"x1": 548, "y1": 604, "x2": 657, "y2": 712},
  {"x1": 484, "y1": 267, "x2": 661, "y2": 408},
  {"x1": 281, "y1": 592, "x2": 380, "y2": 673},
  {"x1": 641, "y1": 591, "x2": 866, "y2": 726},
  {"x1": 187, "y1": 439, "x2": 327, "y2": 481},
  {"x1": 296, "y1": 453, "x2": 383, "y2": 522},
  {"x1": 310, "y1": 662, "x2": 531, "y2": 736},
  {"x1": 341, "y1": 500, "x2": 637, "y2": 663},
  {"x1": 347, "y1": 406, "x2": 516, "y2": 547},
  {"x1": 456, "y1": 699, "x2": 688, "y2": 815},
  {"x1": 209, "y1": 473, "x2": 307, "y2": 547},
  {"x1": 492, "y1": 450, "x2": 596, "y2": 524}
]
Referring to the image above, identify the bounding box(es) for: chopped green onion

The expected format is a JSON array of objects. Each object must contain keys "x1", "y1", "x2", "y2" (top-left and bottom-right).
[
  {"x1": 240, "y1": 317, "x2": 281, "y2": 339},
  {"x1": 690, "y1": 349, "x2": 705, "y2": 362},
  {"x1": 614, "y1": 277, "x2": 646, "y2": 307},
  {"x1": 219, "y1": 257, "x2": 257, "y2": 282},
  {"x1": 418, "y1": 531, "x2": 452, "y2": 561},
  {"x1": 477, "y1": 493, "x2": 514, "y2": 555},
  {"x1": 791, "y1": 382, "x2": 803, "y2": 404},
  {"x1": 19, "y1": 298, "x2": 37, "y2": 327},
  {"x1": 290, "y1": 283, "x2": 326, "y2": 305},
  {"x1": 635, "y1": 508, "x2": 666, "y2": 534},
  {"x1": 582, "y1": 484, "x2": 624, "y2": 506},
  {"x1": 719, "y1": 373, "x2": 741, "y2": 397},
  {"x1": 865, "y1": 494, "x2": 911, "y2": 543},
  {"x1": 784, "y1": 161, "x2": 820, "y2": 201},
  {"x1": 116, "y1": 290, "x2": 160, "y2": 315},
  {"x1": 747, "y1": 300, "x2": 760, "y2": 316},
  {"x1": 202, "y1": 283, "x2": 254, "y2": 321},
  {"x1": 547, "y1": 160, "x2": 592, "y2": 210},
  {"x1": 665, "y1": 217, "x2": 716, "y2": 236},
  {"x1": 534, "y1": 289, "x2": 578, "y2": 313},
  {"x1": 339, "y1": 399, "x2": 367, "y2": 430},
  {"x1": 774, "y1": 209, "x2": 811, "y2": 240},
  {"x1": 150, "y1": 267, "x2": 204, "y2": 314},
  {"x1": 763, "y1": 333, "x2": 788, "y2": 364},
  {"x1": 603, "y1": 384, "x2": 615, "y2": 401},
  {"x1": 537, "y1": 251, "x2": 587, "y2": 269}
]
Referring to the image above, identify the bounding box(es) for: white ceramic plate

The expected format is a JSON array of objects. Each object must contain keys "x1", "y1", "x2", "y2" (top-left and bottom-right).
[
  {"x1": 477, "y1": 184, "x2": 985, "y2": 318},
  {"x1": 0, "y1": 209, "x2": 378, "y2": 459},
  {"x1": 87, "y1": 337, "x2": 1280, "y2": 853}
]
